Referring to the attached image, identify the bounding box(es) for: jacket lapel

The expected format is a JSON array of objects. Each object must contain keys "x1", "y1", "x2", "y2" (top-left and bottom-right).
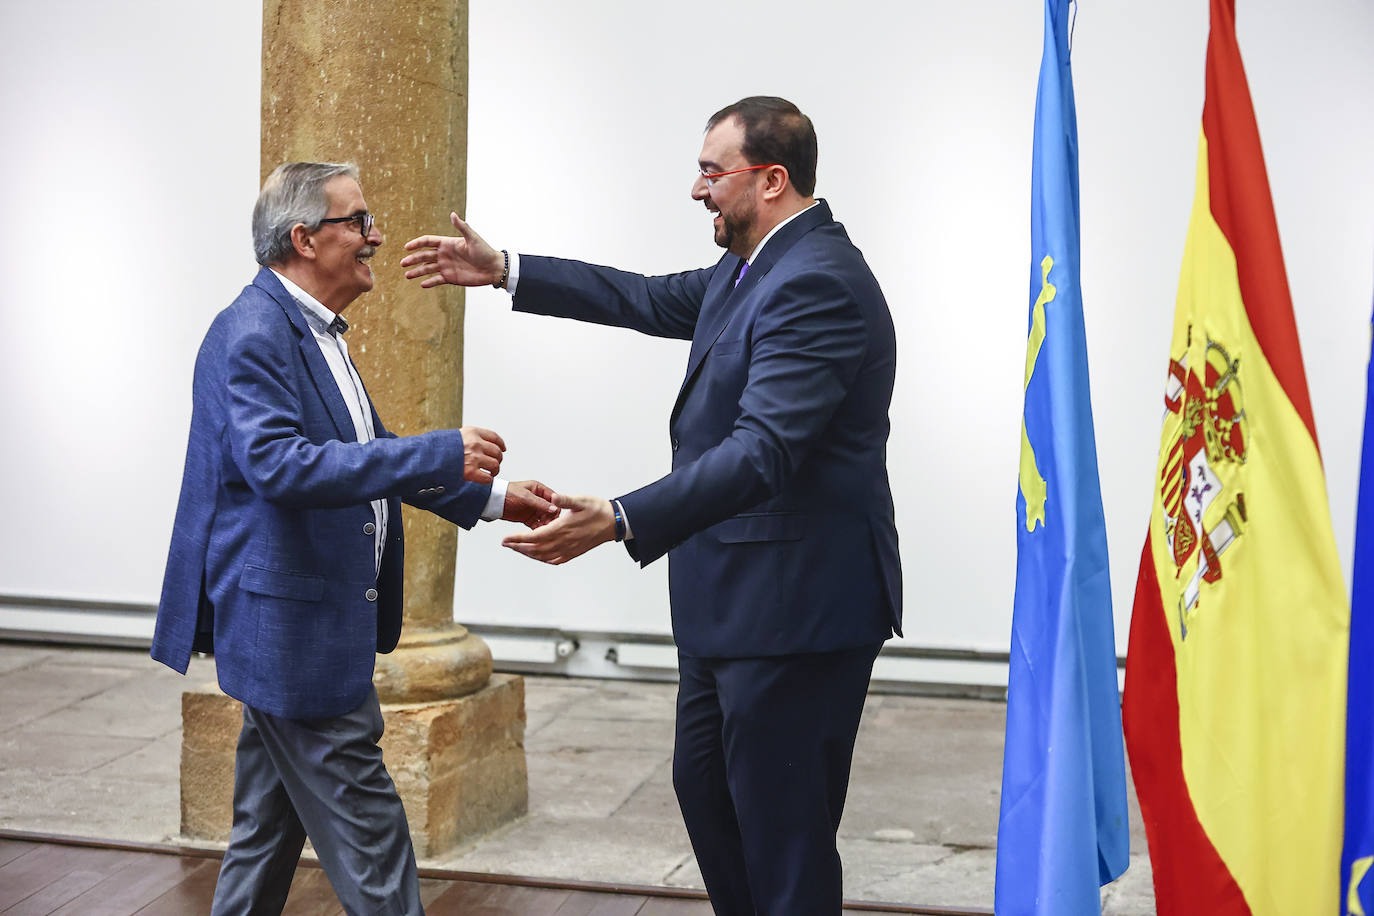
[
  {"x1": 678, "y1": 254, "x2": 744, "y2": 386},
  {"x1": 253, "y1": 268, "x2": 357, "y2": 443},
  {"x1": 671, "y1": 201, "x2": 833, "y2": 417}
]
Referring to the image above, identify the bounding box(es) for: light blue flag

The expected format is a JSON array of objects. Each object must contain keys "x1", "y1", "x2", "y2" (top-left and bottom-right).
[
  {"x1": 1341, "y1": 296, "x2": 1374, "y2": 915},
  {"x1": 995, "y1": 1, "x2": 1130, "y2": 913}
]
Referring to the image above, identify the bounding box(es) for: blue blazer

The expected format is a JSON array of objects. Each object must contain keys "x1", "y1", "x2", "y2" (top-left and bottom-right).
[
  {"x1": 152, "y1": 268, "x2": 489, "y2": 719},
  {"x1": 514, "y1": 201, "x2": 902, "y2": 658}
]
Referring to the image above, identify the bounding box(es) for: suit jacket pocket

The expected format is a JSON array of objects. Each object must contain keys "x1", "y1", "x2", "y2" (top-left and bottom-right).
[
  {"x1": 240, "y1": 565, "x2": 325, "y2": 602},
  {"x1": 709, "y1": 512, "x2": 804, "y2": 543},
  {"x1": 711, "y1": 338, "x2": 744, "y2": 357}
]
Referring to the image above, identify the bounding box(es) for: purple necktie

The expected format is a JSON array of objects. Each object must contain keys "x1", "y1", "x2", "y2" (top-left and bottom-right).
[{"x1": 734, "y1": 261, "x2": 750, "y2": 287}]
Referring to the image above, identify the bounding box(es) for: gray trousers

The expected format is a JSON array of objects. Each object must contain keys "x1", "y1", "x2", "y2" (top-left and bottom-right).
[{"x1": 210, "y1": 686, "x2": 423, "y2": 916}]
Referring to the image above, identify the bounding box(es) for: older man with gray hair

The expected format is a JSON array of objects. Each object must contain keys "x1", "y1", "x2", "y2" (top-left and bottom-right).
[{"x1": 152, "y1": 162, "x2": 556, "y2": 914}]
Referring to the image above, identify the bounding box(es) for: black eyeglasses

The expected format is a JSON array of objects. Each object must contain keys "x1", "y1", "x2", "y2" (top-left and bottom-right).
[{"x1": 318, "y1": 212, "x2": 375, "y2": 238}]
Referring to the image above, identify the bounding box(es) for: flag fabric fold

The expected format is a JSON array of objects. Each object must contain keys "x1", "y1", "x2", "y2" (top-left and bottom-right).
[
  {"x1": 995, "y1": 0, "x2": 1130, "y2": 911},
  {"x1": 1120, "y1": 1, "x2": 1349, "y2": 913},
  {"x1": 1342, "y1": 298, "x2": 1374, "y2": 915}
]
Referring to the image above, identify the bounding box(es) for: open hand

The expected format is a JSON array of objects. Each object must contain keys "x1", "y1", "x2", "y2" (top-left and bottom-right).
[
  {"x1": 502, "y1": 493, "x2": 617, "y2": 565},
  {"x1": 401, "y1": 213, "x2": 505, "y2": 288}
]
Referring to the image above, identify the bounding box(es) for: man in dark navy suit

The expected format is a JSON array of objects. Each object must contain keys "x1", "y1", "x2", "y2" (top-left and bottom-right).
[
  {"x1": 152, "y1": 162, "x2": 556, "y2": 915},
  {"x1": 403, "y1": 97, "x2": 902, "y2": 914}
]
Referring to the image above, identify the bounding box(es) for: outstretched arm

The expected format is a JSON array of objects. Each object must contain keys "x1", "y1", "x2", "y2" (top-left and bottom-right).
[{"x1": 402, "y1": 213, "x2": 713, "y2": 342}]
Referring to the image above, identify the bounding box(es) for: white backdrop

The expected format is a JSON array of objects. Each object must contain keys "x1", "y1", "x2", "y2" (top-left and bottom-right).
[
  {"x1": 1, "y1": 1, "x2": 1370, "y2": 659},
  {"x1": 0, "y1": 0, "x2": 264, "y2": 604}
]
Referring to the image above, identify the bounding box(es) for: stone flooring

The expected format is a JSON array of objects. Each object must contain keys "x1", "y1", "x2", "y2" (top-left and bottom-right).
[{"x1": 0, "y1": 642, "x2": 1156, "y2": 913}]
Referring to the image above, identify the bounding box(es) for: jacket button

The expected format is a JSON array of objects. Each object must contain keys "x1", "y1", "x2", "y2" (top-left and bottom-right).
[
  {"x1": 365, "y1": 588, "x2": 378, "y2": 602},
  {"x1": 363, "y1": 522, "x2": 376, "y2": 535},
  {"x1": 434, "y1": 486, "x2": 446, "y2": 494}
]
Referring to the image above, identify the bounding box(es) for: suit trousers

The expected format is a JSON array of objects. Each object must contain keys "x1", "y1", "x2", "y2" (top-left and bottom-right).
[
  {"x1": 210, "y1": 686, "x2": 422, "y2": 916},
  {"x1": 673, "y1": 643, "x2": 883, "y2": 916}
]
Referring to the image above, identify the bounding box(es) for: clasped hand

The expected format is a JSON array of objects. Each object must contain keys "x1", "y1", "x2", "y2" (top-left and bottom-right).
[
  {"x1": 502, "y1": 494, "x2": 617, "y2": 565},
  {"x1": 456, "y1": 431, "x2": 558, "y2": 528},
  {"x1": 502, "y1": 480, "x2": 560, "y2": 529}
]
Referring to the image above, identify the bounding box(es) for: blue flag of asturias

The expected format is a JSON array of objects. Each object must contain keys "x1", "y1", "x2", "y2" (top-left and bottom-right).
[
  {"x1": 995, "y1": 1, "x2": 1131, "y2": 912},
  {"x1": 1342, "y1": 296, "x2": 1374, "y2": 915}
]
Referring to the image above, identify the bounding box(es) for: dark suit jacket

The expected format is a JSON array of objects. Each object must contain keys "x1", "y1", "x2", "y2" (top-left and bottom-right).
[
  {"x1": 514, "y1": 201, "x2": 902, "y2": 658},
  {"x1": 152, "y1": 268, "x2": 488, "y2": 719}
]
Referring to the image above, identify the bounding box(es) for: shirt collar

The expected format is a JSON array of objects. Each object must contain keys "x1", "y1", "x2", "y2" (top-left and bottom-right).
[
  {"x1": 271, "y1": 269, "x2": 344, "y2": 336},
  {"x1": 744, "y1": 200, "x2": 820, "y2": 265}
]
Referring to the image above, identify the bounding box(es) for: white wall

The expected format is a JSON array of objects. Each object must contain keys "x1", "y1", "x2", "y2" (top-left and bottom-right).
[
  {"x1": 0, "y1": 0, "x2": 263, "y2": 603},
  {"x1": 2, "y1": 1, "x2": 1370, "y2": 659}
]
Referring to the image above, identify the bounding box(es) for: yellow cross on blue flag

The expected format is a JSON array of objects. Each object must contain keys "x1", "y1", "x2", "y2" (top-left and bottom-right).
[{"x1": 995, "y1": 1, "x2": 1130, "y2": 912}]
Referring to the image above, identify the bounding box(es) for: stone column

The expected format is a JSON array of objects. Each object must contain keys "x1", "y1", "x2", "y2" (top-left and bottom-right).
[{"x1": 179, "y1": 0, "x2": 527, "y2": 858}]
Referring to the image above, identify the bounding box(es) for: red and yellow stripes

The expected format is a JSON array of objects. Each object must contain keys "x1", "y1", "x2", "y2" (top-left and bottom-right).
[
  {"x1": 1125, "y1": 544, "x2": 1248, "y2": 913},
  {"x1": 1200, "y1": 0, "x2": 1318, "y2": 449},
  {"x1": 1122, "y1": 1, "x2": 1349, "y2": 913}
]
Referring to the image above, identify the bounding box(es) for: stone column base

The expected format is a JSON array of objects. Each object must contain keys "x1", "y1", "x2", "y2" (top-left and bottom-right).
[
  {"x1": 380, "y1": 673, "x2": 528, "y2": 857},
  {"x1": 178, "y1": 674, "x2": 528, "y2": 858}
]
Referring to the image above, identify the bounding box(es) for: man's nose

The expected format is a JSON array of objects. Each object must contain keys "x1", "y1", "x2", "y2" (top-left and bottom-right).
[
  {"x1": 691, "y1": 174, "x2": 710, "y2": 200},
  {"x1": 367, "y1": 224, "x2": 384, "y2": 246}
]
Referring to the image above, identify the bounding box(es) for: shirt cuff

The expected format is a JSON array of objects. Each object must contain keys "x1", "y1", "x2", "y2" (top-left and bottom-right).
[
  {"x1": 481, "y1": 478, "x2": 509, "y2": 521},
  {"x1": 505, "y1": 252, "x2": 520, "y2": 295},
  {"x1": 614, "y1": 498, "x2": 634, "y2": 540}
]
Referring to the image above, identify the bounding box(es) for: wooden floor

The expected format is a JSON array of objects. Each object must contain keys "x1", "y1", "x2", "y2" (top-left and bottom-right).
[{"x1": 0, "y1": 833, "x2": 987, "y2": 916}]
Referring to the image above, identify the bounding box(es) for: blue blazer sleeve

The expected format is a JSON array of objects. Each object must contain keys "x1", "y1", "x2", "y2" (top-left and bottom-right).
[
  {"x1": 513, "y1": 255, "x2": 714, "y2": 340},
  {"x1": 371, "y1": 415, "x2": 491, "y2": 529},
  {"x1": 222, "y1": 308, "x2": 473, "y2": 509}
]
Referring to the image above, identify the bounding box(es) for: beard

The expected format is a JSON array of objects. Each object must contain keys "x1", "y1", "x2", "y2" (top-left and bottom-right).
[{"x1": 712, "y1": 194, "x2": 757, "y2": 255}]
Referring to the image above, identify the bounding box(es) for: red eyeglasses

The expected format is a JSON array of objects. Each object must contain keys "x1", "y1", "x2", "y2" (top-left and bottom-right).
[{"x1": 698, "y1": 164, "x2": 781, "y2": 187}]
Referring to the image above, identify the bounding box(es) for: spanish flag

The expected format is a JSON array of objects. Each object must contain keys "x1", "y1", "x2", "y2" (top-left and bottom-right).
[{"x1": 1120, "y1": 0, "x2": 1349, "y2": 912}]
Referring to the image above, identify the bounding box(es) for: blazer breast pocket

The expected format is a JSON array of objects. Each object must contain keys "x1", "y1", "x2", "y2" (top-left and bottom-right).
[
  {"x1": 711, "y1": 337, "x2": 745, "y2": 358},
  {"x1": 239, "y1": 565, "x2": 325, "y2": 602}
]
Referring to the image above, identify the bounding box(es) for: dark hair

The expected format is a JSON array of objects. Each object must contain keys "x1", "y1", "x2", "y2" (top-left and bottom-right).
[{"x1": 705, "y1": 96, "x2": 817, "y2": 197}]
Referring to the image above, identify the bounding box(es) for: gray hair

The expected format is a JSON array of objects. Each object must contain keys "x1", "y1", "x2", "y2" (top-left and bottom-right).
[{"x1": 252, "y1": 161, "x2": 360, "y2": 267}]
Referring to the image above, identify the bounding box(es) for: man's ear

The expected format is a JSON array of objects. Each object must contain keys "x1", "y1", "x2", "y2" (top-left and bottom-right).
[
  {"x1": 760, "y1": 164, "x2": 791, "y2": 202},
  {"x1": 289, "y1": 223, "x2": 316, "y2": 260}
]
